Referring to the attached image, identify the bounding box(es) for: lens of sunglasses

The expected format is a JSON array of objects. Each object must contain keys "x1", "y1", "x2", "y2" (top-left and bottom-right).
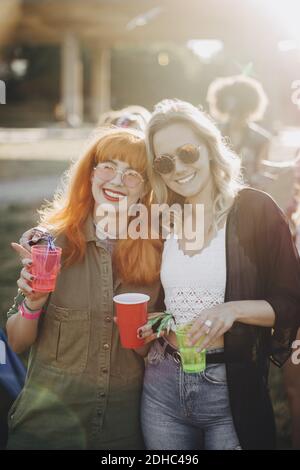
[
  {"x1": 178, "y1": 144, "x2": 200, "y2": 164},
  {"x1": 153, "y1": 155, "x2": 175, "y2": 174},
  {"x1": 153, "y1": 145, "x2": 200, "y2": 175}
]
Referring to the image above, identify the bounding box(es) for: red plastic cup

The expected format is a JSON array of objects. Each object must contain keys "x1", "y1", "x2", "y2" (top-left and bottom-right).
[
  {"x1": 113, "y1": 293, "x2": 150, "y2": 349},
  {"x1": 31, "y1": 245, "x2": 62, "y2": 293}
]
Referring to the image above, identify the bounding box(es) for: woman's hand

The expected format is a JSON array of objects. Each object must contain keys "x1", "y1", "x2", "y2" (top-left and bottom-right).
[
  {"x1": 114, "y1": 312, "x2": 166, "y2": 344},
  {"x1": 19, "y1": 227, "x2": 49, "y2": 251},
  {"x1": 113, "y1": 312, "x2": 166, "y2": 345},
  {"x1": 188, "y1": 303, "x2": 237, "y2": 351},
  {"x1": 11, "y1": 242, "x2": 49, "y2": 310},
  {"x1": 112, "y1": 312, "x2": 166, "y2": 357},
  {"x1": 137, "y1": 312, "x2": 167, "y2": 344}
]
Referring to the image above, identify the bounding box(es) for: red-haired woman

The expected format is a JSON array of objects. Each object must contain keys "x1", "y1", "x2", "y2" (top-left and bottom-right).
[{"x1": 5, "y1": 128, "x2": 163, "y2": 450}]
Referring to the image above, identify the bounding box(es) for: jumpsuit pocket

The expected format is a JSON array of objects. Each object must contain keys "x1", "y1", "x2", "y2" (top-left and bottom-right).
[{"x1": 36, "y1": 303, "x2": 90, "y2": 374}]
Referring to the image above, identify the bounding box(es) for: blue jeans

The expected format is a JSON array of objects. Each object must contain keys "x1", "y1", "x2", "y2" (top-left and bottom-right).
[{"x1": 141, "y1": 339, "x2": 242, "y2": 450}]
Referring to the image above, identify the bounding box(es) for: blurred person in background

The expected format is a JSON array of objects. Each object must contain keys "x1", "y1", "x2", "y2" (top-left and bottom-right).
[
  {"x1": 206, "y1": 74, "x2": 272, "y2": 187},
  {"x1": 98, "y1": 105, "x2": 151, "y2": 132},
  {"x1": 282, "y1": 150, "x2": 300, "y2": 449},
  {"x1": 0, "y1": 331, "x2": 26, "y2": 449},
  {"x1": 283, "y1": 296, "x2": 300, "y2": 449},
  {"x1": 207, "y1": 75, "x2": 300, "y2": 218}
]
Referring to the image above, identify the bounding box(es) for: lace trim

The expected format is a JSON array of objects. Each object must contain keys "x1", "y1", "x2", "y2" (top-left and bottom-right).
[{"x1": 164, "y1": 286, "x2": 224, "y2": 329}]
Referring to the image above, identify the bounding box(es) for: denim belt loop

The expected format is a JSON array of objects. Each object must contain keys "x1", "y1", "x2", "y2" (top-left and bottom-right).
[
  {"x1": 172, "y1": 350, "x2": 181, "y2": 364},
  {"x1": 158, "y1": 337, "x2": 181, "y2": 364},
  {"x1": 158, "y1": 338, "x2": 168, "y2": 356}
]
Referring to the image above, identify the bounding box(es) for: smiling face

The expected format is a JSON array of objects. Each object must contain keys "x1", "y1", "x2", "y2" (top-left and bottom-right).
[
  {"x1": 153, "y1": 122, "x2": 212, "y2": 199},
  {"x1": 91, "y1": 159, "x2": 145, "y2": 213}
]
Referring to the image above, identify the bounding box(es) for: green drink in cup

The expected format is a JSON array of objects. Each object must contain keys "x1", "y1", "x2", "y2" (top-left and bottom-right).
[{"x1": 176, "y1": 324, "x2": 206, "y2": 373}]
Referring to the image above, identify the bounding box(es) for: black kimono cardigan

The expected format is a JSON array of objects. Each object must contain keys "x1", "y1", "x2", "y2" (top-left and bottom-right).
[{"x1": 223, "y1": 188, "x2": 300, "y2": 449}]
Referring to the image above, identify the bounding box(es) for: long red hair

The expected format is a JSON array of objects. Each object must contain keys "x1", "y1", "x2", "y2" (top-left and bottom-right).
[{"x1": 39, "y1": 128, "x2": 162, "y2": 285}]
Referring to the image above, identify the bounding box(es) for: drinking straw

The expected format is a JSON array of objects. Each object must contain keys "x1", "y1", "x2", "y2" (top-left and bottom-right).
[{"x1": 46, "y1": 235, "x2": 56, "y2": 251}]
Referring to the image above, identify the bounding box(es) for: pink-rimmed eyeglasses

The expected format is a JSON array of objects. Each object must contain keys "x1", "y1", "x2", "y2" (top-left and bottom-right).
[{"x1": 93, "y1": 162, "x2": 144, "y2": 188}]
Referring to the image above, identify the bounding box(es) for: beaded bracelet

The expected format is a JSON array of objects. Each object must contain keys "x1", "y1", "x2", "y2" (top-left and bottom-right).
[{"x1": 19, "y1": 301, "x2": 42, "y2": 320}]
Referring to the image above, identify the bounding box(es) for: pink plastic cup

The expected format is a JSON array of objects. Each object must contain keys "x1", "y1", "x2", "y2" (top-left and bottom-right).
[
  {"x1": 31, "y1": 245, "x2": 62, "y2": 293},
  {"x1": 113, "y1": 293, "x2": 150, "y2": 349}
]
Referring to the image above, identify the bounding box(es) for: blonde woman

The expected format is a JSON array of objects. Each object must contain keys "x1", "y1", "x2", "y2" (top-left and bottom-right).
[{"x1": 138, "y1": 99, "x2": 300, "y2": 450}]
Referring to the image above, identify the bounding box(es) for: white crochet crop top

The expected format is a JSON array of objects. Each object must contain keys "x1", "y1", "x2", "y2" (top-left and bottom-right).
[{"x1": 160, "y1": 225, "x2": 226, "y2": 331}]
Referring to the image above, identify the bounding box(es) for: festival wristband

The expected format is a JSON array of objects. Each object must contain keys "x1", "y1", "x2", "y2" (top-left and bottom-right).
[{"x1": 19, "y1": 301, "x2": 42, "y2": 320}]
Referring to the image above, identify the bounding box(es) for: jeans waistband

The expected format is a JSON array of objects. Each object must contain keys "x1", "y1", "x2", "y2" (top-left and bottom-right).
[{"x1": 157, "y1": 337, "x2": 225, "y2": 364}]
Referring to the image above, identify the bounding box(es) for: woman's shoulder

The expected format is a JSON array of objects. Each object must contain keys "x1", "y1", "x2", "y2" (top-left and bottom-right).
[
  {"x1": 235, "y1": 187, "x2": 282, "y2": 214},
  {"x1": 234, "y1": 187, "x2": 287, "y2": 229}
]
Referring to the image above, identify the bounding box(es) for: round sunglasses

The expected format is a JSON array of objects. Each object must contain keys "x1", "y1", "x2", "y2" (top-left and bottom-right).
[
  {"x1": 153, "y1": 144, "x2": 201, "y2": 175},
  {"x1": 93, "y1": 162, "x2": 144, "y2": 188}
]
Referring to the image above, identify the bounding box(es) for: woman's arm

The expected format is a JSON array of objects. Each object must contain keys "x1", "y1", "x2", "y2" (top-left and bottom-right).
[
  {"x1": 187, "y1": 300, "x2": 275, "y2": 351},
  {"x1": 7, "y1": 299, "x2": 42, "y2": 354},
  {"x1": 230, "y1": 300, "x2": 275, "y2": 327},
  {"x1": 6, "y1": 243, "x2": 49, "y2": 354}
]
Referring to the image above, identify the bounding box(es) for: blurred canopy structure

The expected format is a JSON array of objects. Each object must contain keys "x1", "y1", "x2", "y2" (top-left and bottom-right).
[{"x1": 0, "y1": 0, "x2": 300, "y2": 125}]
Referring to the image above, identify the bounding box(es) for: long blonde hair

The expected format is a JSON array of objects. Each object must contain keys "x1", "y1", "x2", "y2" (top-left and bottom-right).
[{"x1": 145, "y1": 99, "x2": 244, "y2": 230}]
